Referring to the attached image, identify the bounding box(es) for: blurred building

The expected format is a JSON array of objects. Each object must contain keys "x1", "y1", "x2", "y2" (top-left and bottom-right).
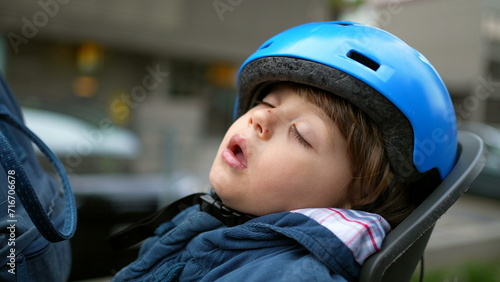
[
  {"x1": 347, "y1": 0, "x2": 499, "y2": 124},
  {"x1": 0, "y1": 0, "x2": 330, "y2": 176}
]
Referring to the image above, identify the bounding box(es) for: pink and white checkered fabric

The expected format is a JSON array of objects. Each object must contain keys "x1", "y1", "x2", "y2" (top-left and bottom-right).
[{"x1": 291, "y1": 208, "x2": 391, "y2": 264}]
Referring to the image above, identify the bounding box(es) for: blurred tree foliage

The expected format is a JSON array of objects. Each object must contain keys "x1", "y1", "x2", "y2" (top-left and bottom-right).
[{"x1": 327, "y1": 0, "x2": 365, "y2": 19}]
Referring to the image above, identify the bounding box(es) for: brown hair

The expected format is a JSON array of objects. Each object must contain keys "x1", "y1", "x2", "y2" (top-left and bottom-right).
[{"x1": 276, "y1": 82, "x2": 419, "y2": 227}]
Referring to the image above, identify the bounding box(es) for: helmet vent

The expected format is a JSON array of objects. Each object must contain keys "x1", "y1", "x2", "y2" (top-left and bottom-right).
[
  {"x1": 333, "y1": 22, "x2": 354, "y2": 26},
  {"x1": 259, "y1": 41, "x2": 273, "y2": 50},
  {"x1": 347, "y1": 50, "x2": 380, "y2": 71}
]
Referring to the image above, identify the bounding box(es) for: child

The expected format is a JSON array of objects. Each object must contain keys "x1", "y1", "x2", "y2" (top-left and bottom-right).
[{"x1": 111, "y1": 21, "x2": 457, "y2": 281}]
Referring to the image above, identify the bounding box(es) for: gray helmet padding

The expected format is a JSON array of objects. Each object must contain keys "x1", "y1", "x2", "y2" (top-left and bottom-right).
[{"x1": 238, "y1": 57, "x2": 421, "y2": 181}]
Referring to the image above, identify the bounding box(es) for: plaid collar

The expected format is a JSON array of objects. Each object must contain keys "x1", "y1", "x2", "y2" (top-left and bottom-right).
[{"x1": 291, "y1": 208, "x2": 391, "y2": 264}]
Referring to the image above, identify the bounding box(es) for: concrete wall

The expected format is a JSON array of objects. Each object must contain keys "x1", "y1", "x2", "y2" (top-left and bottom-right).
[{"x1": 0, "y1": 0, "x2": 330, "y2": 61}]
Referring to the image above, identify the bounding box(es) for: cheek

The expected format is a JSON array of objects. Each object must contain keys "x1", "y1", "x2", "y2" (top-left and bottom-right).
[
  {"x1": 273, "y1": 153, "x2": 352, "y2": 199},
  {"x1": 314, "y1": 157, "x2": 353, "y2": 203},
  {"x1": 252, "y1": 153, "x2": 313, "y2": 193},
  {"x1": 317, "y1": 149, "x2": 351, "y2": 181}
]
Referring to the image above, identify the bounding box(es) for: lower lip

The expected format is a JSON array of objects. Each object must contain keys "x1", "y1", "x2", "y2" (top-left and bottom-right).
[{"x1": 222, "y1": 148, "x2": 247, "y2": 170}]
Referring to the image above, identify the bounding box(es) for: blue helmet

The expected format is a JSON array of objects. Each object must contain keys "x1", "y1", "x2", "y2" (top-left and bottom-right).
[{"x1": 235, "y1": 21, "x2": 457, "y2": 182}]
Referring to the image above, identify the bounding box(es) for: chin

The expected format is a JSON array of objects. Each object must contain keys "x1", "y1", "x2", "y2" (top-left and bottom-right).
[{"x1": 208, "y1": 170, "x2": 228, "y2": 197}]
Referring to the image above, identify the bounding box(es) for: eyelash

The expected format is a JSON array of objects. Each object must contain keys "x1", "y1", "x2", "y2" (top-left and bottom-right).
[
  {"x1": 291, "y1": 124, "x2": 311, "y2": 148},
  {"x1": 255, "y1": 100, "x2": 274, "y2": 108}
]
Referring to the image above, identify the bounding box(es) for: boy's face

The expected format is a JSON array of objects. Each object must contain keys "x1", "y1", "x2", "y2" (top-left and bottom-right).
[{"x1": 209, "y1": 85, "x2": 352, "y2": 216}]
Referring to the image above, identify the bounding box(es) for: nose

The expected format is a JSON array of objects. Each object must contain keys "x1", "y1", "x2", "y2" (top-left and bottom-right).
[{"x1": 248, "y1": 108, "x2": 275, "y2": 140}]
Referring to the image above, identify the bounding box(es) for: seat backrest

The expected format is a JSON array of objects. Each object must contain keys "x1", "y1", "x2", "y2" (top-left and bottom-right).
[{"x1": 359, "y1": 131, "x2": 487, "y2": 282}]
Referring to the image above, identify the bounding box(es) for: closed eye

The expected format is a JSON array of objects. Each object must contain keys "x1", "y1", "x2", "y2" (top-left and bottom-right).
[{"x1": 290, "y1": 124, "x2": 311, "y2": 148}]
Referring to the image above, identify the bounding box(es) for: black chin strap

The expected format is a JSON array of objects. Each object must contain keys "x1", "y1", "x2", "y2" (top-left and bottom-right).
[
  {"x1": 108, "y1": 192, "x2": 255, "y2": 251},
  {"x1": 198, "y1": 193, "x2": 256, "y2": 227}
]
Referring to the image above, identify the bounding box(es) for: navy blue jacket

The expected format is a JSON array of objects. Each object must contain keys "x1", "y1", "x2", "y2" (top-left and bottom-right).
[{"x1": 113, "y1": 206, "x2": 389, "y2": 281}]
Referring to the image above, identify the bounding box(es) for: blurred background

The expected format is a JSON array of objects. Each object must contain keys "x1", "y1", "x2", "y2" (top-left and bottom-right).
[{"x1": 0, "y1": 0, "x2": 499, "y2": 281}]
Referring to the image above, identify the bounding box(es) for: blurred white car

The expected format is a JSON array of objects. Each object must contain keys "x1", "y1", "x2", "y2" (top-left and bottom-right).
[{"x1": 22, "y1": 107, "x2": 141, "y2": 158}]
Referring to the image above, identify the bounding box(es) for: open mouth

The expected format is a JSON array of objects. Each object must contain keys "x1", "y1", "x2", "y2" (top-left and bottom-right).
[
  {"x1": 233, "y1": 144, "x2": 245, "y2": 164},
  {"x1": 222, "y1": 134, "x2": 247, "y2": 170}
]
